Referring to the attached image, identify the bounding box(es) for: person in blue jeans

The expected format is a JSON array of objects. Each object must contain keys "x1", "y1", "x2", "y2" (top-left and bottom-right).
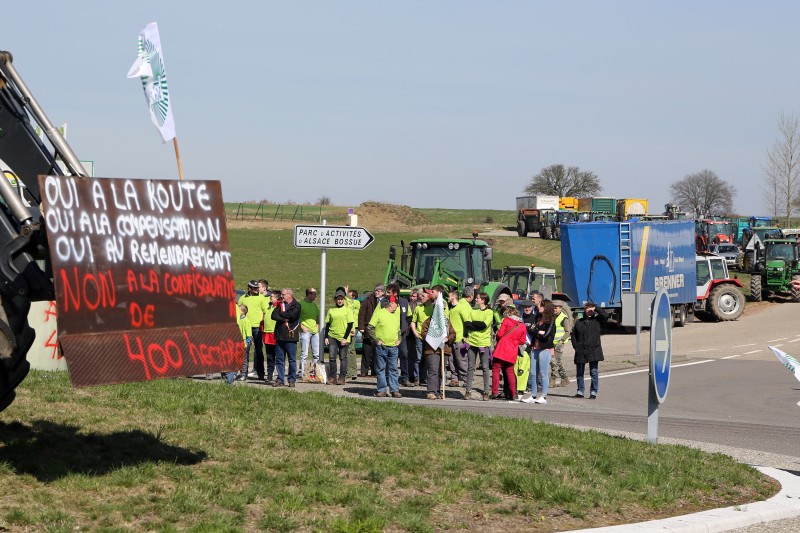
[
  {"x1": 368, "y1": 298, "x2": 402, "y2": 398},
  {"x1": 571, "y1": 301, "x2": 607, "y2": 399},
  {"x1": 524, "y1": 300, "x2": 555, "y2": 404},
  {"x1": 272, "y1": 288, "x2": 302, "y2": 387}
]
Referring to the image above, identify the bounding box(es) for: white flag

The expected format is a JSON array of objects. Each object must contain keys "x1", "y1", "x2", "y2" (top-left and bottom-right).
[
  {"x1": 768, "y1": 345, "x2": 800, "y2": 383},
  {"x1": 127, "y1": 22, "x2": 176, "y2": 143},
  {"x1": 425, "y1": 293, "x2": 448, "y2": 351}
]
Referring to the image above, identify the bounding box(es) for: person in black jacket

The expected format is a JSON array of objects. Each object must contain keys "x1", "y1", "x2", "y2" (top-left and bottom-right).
[
  {"x1": 571, "y1": 301, "x2": 607, "y2": 399},
  {"x1": 272, "y1": 288, "x2": 302, "y2": 387}
]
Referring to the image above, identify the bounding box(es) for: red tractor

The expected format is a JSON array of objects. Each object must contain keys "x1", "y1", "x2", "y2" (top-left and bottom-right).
[
  {"x1": 694, "y1": 253, "x2": 745, "y2": 321},
  {"x1": 695, "y1": 219, "x2": 735, "y2": 253}
]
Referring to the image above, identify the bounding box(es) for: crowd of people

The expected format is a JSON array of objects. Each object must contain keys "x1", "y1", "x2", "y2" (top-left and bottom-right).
[{"x1": 231, "y1": 279, "x2": 608, "y2": 402}]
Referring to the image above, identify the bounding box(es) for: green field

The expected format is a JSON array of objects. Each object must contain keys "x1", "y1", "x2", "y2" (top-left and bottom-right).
[
  {"x1": 229, "y1": 228, "x2": 555, "y2": 299},
  {"x1": 0, "y1": 372, "x2": 776, "y2": 532}
]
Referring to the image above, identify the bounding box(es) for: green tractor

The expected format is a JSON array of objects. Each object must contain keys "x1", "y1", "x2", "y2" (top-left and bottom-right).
[
  {"x1": 383, "y1": 234, "x2": 511, "y2": 305},
  {"x1": 748, "y1": 238, "x2": 800, "y2": 302}
]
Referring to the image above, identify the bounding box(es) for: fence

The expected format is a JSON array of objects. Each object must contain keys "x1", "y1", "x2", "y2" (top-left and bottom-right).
[{"x1": 228, "y1": 203, "x2": 348, "y2": 224}]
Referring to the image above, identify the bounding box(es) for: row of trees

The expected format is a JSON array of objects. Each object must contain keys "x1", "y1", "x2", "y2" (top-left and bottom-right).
[{"x1": 527, "y1": 113, "x2": 800, "y2": 220}]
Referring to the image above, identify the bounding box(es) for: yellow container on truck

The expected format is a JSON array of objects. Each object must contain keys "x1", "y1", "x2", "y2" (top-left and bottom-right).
[
  {"x1": 615, "y1": 198, "x2": 649, "y2": 220},
  {"x1": 559, "y1": 197, "x2": 579, "y2": 211}
]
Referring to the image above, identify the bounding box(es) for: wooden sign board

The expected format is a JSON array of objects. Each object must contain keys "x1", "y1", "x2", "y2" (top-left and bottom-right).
[{"x1": 38, "y1": 176, "x2": 243, "y2": 387}]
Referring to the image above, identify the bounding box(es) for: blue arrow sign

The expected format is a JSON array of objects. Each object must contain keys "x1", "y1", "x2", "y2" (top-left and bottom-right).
[{"x1": 650, "y1": 289, "x2": 672, "y2": 404}]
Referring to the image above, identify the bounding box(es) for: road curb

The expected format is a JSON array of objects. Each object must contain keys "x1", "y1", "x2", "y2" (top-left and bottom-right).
[{"x1": 570, "y1": 466, "x2": 800, "y2": 532}]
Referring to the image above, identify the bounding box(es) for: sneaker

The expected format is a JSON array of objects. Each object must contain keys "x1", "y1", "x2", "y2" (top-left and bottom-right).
[
  {"x1": 375, "y1": 392, "x2": 387, "y2": 397},
  {"x1": 247, "y1": 371, "x2": 260, "y2": 379},
  {"x1": 288, "y1": 382, "x2": 296, "y2": 388},
  {"x1": 391, "y1": 391, "x2": 402, "y2": 398},
  {"x1": 236, "y1": 374, "x2": 247, "y2": 382},
  {"x1": 574, "y1": 392, "x2": 584, "y2": 398},
  {"x1": 521, "y1": 395, "x2": 536, "y2": 404},
  {"x1": 534, "y1": 396, "x2": 547, "y2": 404},
  {"x1": 329, "y1": 377, "x2": 338, "y2": 385},
  {"x1": 589, "y1": 394, "x2": 597, "y2": 400},
  {"x1": 272, "y1": 381, "x2": 284, "y2": 387},
  {"x1": 463, "y1": 390, "x2": 472, "y2": 400},
  {"x1": 490, "y1": 393, "x2": 505, "y2": 400}
]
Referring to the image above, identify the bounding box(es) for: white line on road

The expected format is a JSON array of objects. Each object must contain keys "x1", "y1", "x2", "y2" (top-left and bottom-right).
[
  {"x1": 689, "y1": 348, "x2": 716, "y2": 353},
  {"x1": 772, "y1": 344, "x2": 784, "y2": 348},
  {"x1": 721, "y1": 355, "x2": 742, "y2": 359},
  {"x1": 766, "y1": 338, "x2": 788, "y2": 343},
  {"x1": 601, "y1": 360, "x2": 715, "y2": 379},
  {"x1": 744, "y1": 349, "x2": 762, "y2": 354},
  {"x1": 788, "y1": 338, "x2": 800, "y2": 344},
  {"x1": 732, "y1": 343, "x2": 756, "y2": 347}
]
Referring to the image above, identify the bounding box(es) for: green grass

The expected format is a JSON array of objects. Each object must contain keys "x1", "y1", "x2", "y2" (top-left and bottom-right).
[
  {"x1": 416, "y1": 208, "x2": 516, "y2": 228},
  {"x1": 0, "y1": 371, "x2": 776, "y2": 531},
  {"x1": 229, "y1": 229, "x2": 543, "y2": 298}
]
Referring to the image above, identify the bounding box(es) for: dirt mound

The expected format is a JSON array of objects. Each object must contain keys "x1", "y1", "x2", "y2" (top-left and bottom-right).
[{"x1": 355, "y1": 201, "x2": 429, "y2": 229}]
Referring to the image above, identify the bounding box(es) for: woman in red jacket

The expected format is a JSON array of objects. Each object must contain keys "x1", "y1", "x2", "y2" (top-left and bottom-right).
[{"x1": 491, "y1": 306, "x2": 527, "y2": 400}]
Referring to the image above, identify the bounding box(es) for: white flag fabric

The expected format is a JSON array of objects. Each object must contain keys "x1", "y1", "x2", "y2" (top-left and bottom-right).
[
  {"x1": 425, "y1": 293, "x2": 448, "y2": 351},
  {"x1": 127, "y1": 22, "x2": 176, "y2": 143},
  {"x1": 768, "y1": 345, "x2": 800, "y2": 383}
]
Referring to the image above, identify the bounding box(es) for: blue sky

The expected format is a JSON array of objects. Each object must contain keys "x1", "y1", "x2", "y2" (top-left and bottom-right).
[{"x1": 3, "y1": 1, "x2": 798, "y2": 214}]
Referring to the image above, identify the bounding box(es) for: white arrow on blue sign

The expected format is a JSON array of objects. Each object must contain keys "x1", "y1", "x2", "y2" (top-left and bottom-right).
[{"x1": 649, "y1": 289, "x2": 672, "y2": 404}]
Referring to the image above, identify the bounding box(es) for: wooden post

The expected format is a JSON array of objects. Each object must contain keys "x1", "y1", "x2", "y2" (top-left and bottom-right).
[{"x1": 173, "y1": 138, "x2": 185, "y2": 181}]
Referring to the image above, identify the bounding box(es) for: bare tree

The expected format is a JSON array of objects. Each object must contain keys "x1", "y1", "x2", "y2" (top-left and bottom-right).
[
  {"x1": 670, "y1": 170, "x2": 736, "y2": 216},
  {"x1": 524, "y1": 164, "x2": 601, "y2": 197},
  {"x1": 763, "y1": 113, "x2": 800, "y2": 226}
]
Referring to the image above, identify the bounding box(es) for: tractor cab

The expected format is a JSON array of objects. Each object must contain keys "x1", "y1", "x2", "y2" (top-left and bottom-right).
[
  {"x1": 500, "y1": 265, "x2": 566, "y2": 301},
  {"x1": 384, "y1": 235, "x2": 511, "y2": 304}
]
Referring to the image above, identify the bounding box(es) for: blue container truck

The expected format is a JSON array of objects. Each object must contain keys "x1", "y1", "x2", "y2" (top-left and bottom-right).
[{"x1": 561, "y1": 220, "x2": 697, "y2": 325}]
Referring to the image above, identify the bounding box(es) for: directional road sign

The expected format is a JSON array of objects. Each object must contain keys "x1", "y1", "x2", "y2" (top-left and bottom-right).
[
  {"x1": 649, "y1": 289, "x2": 672, "y2": 404},
  {"x1": 294, "y1": 224, "x2": 374, "y2": 250}
]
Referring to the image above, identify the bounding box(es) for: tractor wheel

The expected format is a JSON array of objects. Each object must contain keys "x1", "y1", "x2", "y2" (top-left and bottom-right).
[
  {"x1": 542, "y1": 227, "x2": 553, "y2": 240},
  {"x1": 749, "y1": 274, "x2": 762, "y2": 302},
  {"x1": 735, "y1": 252, "x2": 744, "y2": 272},
  {"x1": 792, "y1": 275, "x2": 800, "y2": 303},
  {"x1": 674, "y1": 305, "x2": 687, "y2": 327},
  {"x1": 517, "y1": 220, "x2": 528, "y2": 237},
  {"x1": 0, "y1": 296, "x2": 35, "y2": 413},
  {"x1": 708, "y1": 284, "x2": 745, "y2": 321},
  {"x1": 554, "y1": 227, "x2": 561, "y2": 240}
]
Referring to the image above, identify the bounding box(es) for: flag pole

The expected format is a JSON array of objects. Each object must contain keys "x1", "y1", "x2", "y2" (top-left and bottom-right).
[
  {"x1": 441, "y1": 345, "x2": 446, "y2": 400},
  {"x1": 173, "y1": 137, "x2": 184, "y2": 181}
]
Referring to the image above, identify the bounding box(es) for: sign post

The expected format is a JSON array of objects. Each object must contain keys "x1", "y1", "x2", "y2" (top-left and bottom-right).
[
  {"x1": 294, "y1": 223, "x2": 374, "y2": 357},
  {"x1": 648, "y1": 289, "x2": 672, "y2": 444}
]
